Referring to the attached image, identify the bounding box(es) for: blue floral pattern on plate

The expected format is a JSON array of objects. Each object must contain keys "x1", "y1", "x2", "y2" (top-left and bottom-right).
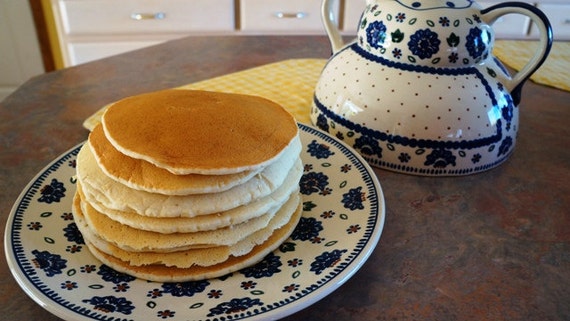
[{"x1": 4, "y1": 123, "x2": 385, "y2": 321}]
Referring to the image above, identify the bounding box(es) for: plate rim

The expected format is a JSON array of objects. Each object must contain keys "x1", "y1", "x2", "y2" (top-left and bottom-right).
[{"x1": 4, "y1": 123, "x2": 386, "y2": 321}]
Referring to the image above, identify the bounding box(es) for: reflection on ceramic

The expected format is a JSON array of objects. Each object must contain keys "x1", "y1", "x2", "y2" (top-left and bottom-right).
[
  {"x1": 4, "y1": 123, "x2": 385, "y2": 321},
  {"x1": 312, "y1": 0, "x2": 552, "y2": 176}
]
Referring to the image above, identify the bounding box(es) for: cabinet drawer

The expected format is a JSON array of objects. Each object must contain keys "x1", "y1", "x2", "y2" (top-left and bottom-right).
[
  {"x1": 57, "y1": 0, "x2": 235, "y2": 35},
  {"x1": 530, "y1": 3, "x2": 570, "y2": 40},
  {"x1": 480, "y1": 2, "x2": 531, "y2": 39},
  {"x1": 343, "y1": 0, "x2": 366, "y2": 33},
  {"x1": 240, "y1": 0, "x2": 339, "y2": 33}
]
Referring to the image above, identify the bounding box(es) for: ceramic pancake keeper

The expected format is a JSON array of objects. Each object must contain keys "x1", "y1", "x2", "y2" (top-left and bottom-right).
[{"x1": 311, "y1": 0, "x2": 552, "y2": 176}]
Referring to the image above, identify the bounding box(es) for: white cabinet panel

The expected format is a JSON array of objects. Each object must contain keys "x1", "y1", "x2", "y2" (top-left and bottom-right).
[
  {"x1": 0, "y1": 0, "x2": 43, "y2": 100},
  {"x1": 531, "y1": 3, "x2": 570, "y2": 40},
  {"x1": 343, "y1": 0, "x2": 366, "y2": 33},
  {"x1": 479, "y1": 2, "x2": 532, "y2": 39},
  {"x1": 58, "y1": 0, "x2": 235, "y2": 35}
]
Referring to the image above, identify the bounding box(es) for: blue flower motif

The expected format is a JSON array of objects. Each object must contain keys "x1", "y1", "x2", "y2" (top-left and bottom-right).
[
  {"x1": 466, "y1": 27, "x2": 488, "y2": 60},
  {"x1": 63, "y1": 222, "x2": 84, "y2": 244},
  {"x1": 291, "y1": 217, "x2": 324, "y2": 241},
  {"x1": 497, "y1": 136, "x2": 513, "y2": 157},
  {"x1": 449, "y1": 52, "x2": 459, "y2": 63},
  {"x1": 240, "y1": 252, "x2": 282, "y2": 278},
  {"x1": 157, "y1": 310, "x2": 176, "y2": 319},
  {"x1": 472, "y1": 14, "x2": 482, "y2": 23},
  {"x1": 392, "y1": 48, "x2": 403, "y2": 59},
  {"x1": 299, "y1": 172, "x2": 331, "y2": 195},
  {"x1": 310, "y1": 249, "x2": 347, "y2": 275},
  {"x1": 366, "y1": 21, "x2": 388, "y2": 49},
  {"x1": 353, "y1": 135, "x2": 382, "y2": 159},
  {"x1": 395, "y1": 12, "x2": 406, "y2": 23},
  {"x1": 208, "y1": 297, "x2": 263, "y2": 317},
  {"x1": 161, "y1": 280, "x2": 210, "y2": 297},
  {"x1": 408, "y1": 28, "x2": 441, "y2": 59},
  {"x1": 98, "y1": 265, "x2": 136, "y2": 284},
  {"x1": 424, "y1": 149, "x2": 456, "y2": 168},
  {"x1": 341, "y1": 187, "x2": 366, "y2": 210},
  {"x1": 31, "y1": 249, "x2": 67, "y2": 277},
  {"x1": 307, "y1": 140, "x2": 335, "y2": 159},
  {"x1": 82, "y1": 296, "x2": 135, "y2": 315},
  {"x1": 398, "y1": 153, "x2": 411, "y2": 163},
  {"x1": 315, "y1": 114, "x2": 329, "y2": 132},
  {"x1": 38, "y1": 178, "x2": 66, "y2": 203},
  {"x1": 471, "y1": 153, "x2": 482, "y2": 163}
]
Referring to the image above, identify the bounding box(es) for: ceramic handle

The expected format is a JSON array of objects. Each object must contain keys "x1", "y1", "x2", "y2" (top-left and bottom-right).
[
  {"x1": 322, "y1": 0, "x2": 344, "y2": 53},
  {"x1": 481, "y1": 2, "x2": 552, "y2": 105}
]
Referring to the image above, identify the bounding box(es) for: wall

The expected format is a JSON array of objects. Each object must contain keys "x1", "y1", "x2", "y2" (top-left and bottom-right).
[{"x1": 0, "y1": 0, "x2": 44, "y2": 102}]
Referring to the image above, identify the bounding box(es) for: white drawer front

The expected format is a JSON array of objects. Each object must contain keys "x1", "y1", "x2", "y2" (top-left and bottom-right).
[
  {"x1": 240, "y1": 0, "x2": 339, "y2": 33},
  {"x1": 58, "y1": 0, "x2": 235, "y2": 35},
  {"x1": 531, "y1": 3, "x2": 570, "y2": 40},
  {"x1": 343, "y1": 0, "x2": 366, "y2": 33},
  {"x1": 480, "y1": 2, "x2": 531, "y2": 39}
]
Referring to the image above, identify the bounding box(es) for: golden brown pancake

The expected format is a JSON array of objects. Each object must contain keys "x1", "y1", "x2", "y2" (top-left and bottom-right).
[
  {"x1": 78, "y1": 188, "x2": 300, "y2": 252},
  {"x1": 89, "y1": 124, "x2": 262, "y2": 195},
  {"x1": 79, "y1": 181, "x2": 300, "y2": 234},
  {"x1": 101, "y1": 89, "x2": 299, "y2": 175},
  {"x1": 76, "y1": 140, "x2": 302, "y2": 217},
  {"x1": 73, "y1": 193, "x2": 303, "y2": 282},
  {"x1": 73, "y1": 89, "x2": 304, "y2": 282}
]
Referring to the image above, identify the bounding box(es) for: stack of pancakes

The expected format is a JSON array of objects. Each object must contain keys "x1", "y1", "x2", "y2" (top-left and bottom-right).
[{"x1": 72, "y1": 89, "x2": 303, "y2": 282}]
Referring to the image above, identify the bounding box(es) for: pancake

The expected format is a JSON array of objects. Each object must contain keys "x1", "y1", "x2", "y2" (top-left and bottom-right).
[
  {"x1": 74, "y1": 89, "x2": 304, "y2": 282},
  {"x1": 73, "y1": 193, "x2": 231, "y2": 267},
  {"x1": 74, "y1": 194, "x2": 304, "y2": 282},
  {"x1": 89, "y1": 124, "x2": 263, "y2": 195},
  {"x1": 78, "y1": 172, "x2": 300, "y2": 233},
  {"x1": 74, "y1": 192, "x2": 301, "y2": 264},
  {"x1": 76, "y1": 137, "x2": 302, "y2": 217},
  {"x1": 101, "y1": 89, "x2": 299, "y2": 175},
  {"x1": 78, "y1": 190, "x2": 300, "y2": 252}
]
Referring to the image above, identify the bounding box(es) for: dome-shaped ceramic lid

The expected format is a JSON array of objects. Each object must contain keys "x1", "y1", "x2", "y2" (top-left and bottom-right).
[{"x1": 356, "y1": 0, "x2": 493, "y2": 67}]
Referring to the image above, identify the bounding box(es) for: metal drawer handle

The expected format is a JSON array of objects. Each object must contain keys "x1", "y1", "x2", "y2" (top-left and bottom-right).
[
  {"x1": 130, "y1": 12, "x2": 166, "y2": 20},
  {"x1": 274, "y1": 12, "x2": 307, "y2": 19}
]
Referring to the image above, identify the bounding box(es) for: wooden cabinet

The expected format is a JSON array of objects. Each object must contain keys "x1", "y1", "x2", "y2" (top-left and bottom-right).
[{"x1": 42, "y1": 0, "x2": 569, "y2": 69}]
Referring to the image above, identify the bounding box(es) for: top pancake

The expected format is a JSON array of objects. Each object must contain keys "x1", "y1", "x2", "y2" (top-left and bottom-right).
[
  {"x1": 89, "y1": 124, "x2": 261, "y2": 195},
  {"x1": 101, "y1": 89, "x2": 299, "y2": 175}
]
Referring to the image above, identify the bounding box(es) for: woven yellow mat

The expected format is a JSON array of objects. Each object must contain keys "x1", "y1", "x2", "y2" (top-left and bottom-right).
[
  {"x1": 494, "y1": 40, "x2": 570, "y2": 92},
  {"x1": 83, "y1": 59, "x2": 326, "y2": 130}
]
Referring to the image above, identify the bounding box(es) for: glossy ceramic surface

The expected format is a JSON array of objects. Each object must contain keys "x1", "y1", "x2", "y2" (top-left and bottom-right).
[
  {"x1": 4, "y1": 123, "x2": 385, "y2": 321},
  {"x1": 312, "y1": 0, "x2": 552, "y2": 175}
]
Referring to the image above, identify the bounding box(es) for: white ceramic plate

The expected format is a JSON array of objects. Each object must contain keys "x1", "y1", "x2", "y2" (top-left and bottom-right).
[{"x1": 5, "y1": 123, "x2": 385, "y2": 321}]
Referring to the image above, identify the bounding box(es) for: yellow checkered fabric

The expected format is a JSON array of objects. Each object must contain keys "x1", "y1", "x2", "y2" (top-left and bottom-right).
[
  {"x1": 84, "y1": 59, "x2": 326, "y2": 131},
  {"x1": 494, "y1": 40, "x2": 570, "y2": 92}
]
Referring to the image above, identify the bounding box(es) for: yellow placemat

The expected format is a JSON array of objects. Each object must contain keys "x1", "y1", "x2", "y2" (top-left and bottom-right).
[
  {"x1": 494, "y1": 40, "x2": 570, "y2": 92},
  {"x1": 83, "y1": 59, "x2": 327, "y2": 131}
]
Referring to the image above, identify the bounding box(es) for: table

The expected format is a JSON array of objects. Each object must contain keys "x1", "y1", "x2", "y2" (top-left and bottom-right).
[{"x1": 1, "y1": 35, "x2": 569, "y2": 321}]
